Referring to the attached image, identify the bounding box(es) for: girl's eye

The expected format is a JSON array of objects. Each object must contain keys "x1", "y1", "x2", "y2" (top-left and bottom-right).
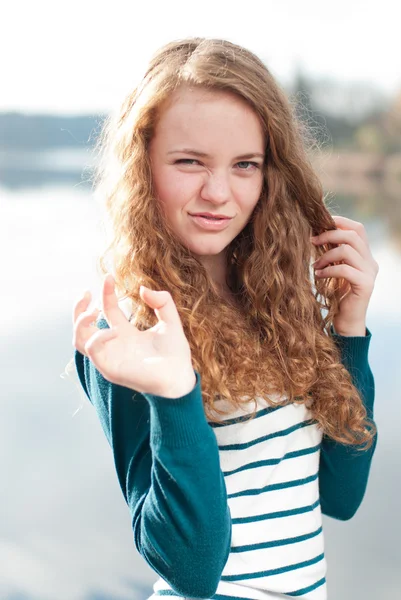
[
  {"x1": 175, "y1": 159, "x2": 260, "y2": 170},
  {"x1": 175, "y1": 159, "x2": 200, "y2": 165},
  {"x1": 236, "y1": 161, "x2": 260, "y2": 170}
]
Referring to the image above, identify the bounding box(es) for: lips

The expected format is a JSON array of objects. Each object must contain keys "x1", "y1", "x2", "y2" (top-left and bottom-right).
[
  {"x1": 189, "y1": 214, "x2": 233, "y2": 230},
  {"x1": 190, "y1": 214, "x2": 231, "y2": 220}
]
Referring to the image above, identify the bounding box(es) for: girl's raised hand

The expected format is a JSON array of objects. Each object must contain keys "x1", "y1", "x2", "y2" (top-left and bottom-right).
[{"x1": 72, "y1": 274, "x2": 196, "y2": 398}]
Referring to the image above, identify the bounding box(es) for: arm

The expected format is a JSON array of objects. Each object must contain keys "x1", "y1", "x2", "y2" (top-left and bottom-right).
[
  {"x1": 74, "y1": 317, "x2": 231, "y2": 598},
  {"x1": 319, "y1": 326, "x2": 378, "y2": 521}
]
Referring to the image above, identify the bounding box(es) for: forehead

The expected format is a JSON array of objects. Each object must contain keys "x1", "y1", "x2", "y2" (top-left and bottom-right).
[{"x1": 153, "y1": 87, "x2": 265, "y2": 150}]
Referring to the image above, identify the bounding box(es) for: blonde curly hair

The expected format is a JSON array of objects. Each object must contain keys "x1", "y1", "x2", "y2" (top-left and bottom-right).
[{"x1": 89, "y1": 37, "x2": 376, "y2": 449}]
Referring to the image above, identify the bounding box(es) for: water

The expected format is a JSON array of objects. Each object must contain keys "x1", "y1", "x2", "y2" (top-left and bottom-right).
[{"x1": 1, "y1": 156, "x2": 400, "y2": 599}]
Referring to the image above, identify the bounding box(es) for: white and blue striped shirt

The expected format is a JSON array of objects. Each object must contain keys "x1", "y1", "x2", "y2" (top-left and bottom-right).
[{"x1": 151, "y1": 393, "x2": 326, "y2": 599}]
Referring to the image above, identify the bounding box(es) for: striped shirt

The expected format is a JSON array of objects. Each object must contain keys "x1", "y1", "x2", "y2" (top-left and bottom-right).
[
  {"x1": 150, "y1": 393, "x2": 326, "y2": 599},
  {"x1": 74, "y1": 318, "x2": 377, "y2": 600}
]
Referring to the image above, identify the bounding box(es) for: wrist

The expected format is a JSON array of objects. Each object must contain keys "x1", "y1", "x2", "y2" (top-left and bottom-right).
[
  {"x1": 332, "y1": 320, "x2": 367, "y2": 337},
  {"x1": 157, "y1": 369, "x2": 197, "y2": 399}
]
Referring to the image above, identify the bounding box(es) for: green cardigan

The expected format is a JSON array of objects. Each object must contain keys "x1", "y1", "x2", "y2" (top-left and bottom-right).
[{"x1": 74, "y1": 322, "x2": 377, "y2": 598}]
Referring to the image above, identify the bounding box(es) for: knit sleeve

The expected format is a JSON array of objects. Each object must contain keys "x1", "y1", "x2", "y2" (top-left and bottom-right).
[
  {"x1": 74, "y1": 317, "x2": 231, "y2": 598},
  {"x1": 319, "y1": 326, "x2": 378, "y2": 520}
]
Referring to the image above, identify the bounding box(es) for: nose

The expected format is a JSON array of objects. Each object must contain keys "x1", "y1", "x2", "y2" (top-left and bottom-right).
[{"x1": 200, "y1": 170, "x2": 231, "y2": 204}]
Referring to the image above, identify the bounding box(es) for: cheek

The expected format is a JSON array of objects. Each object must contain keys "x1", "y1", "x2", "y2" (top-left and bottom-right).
[
  {"x1": 154, "y1": 167, "x2": 198, "y2": 210},
  {"x1": 237, "y1": 176, "x2": 263, "y2": 211}
]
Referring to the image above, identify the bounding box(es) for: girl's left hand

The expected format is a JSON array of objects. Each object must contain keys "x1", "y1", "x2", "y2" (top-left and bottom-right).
[{"x1": 311, "y1": 215, "x2": 379, "y2": 334}]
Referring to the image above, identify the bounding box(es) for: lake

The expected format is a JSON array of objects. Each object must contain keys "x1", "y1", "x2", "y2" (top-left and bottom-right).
[{"x1": 1, "y1": 154, "x2": 400, "y2": 600}]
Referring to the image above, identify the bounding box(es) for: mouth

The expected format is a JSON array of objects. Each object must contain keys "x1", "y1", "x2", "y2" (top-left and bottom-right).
[
  {"x1": 188, "y1": 214, "x2": 233, "y2": 230},
  {"x1": 189, "y1": 214, "x2": 233, "y2": 221}
]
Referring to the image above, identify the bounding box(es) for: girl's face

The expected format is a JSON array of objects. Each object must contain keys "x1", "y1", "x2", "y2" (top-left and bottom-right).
[{"x1": 149, "y1": 87, "x2": 265, "y2": 283}]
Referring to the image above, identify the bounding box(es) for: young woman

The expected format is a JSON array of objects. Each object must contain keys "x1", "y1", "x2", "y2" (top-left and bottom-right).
[{"x1": 72, "y1": 38, "x2": 379, "y2": 600}]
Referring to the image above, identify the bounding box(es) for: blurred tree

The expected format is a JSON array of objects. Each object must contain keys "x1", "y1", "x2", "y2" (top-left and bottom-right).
[
  {"x1": 382, "y1": 91, "x2": 401, "y2": 152},
  {"x1": 289, "y1": 69, "x2": 360, "y2": 149},
  {"x1": 353, "y1": 90, "x2": 401, "y2": 154},
  {"x1": 355, "y1": 123, "x2": 386, "y2": 153}
]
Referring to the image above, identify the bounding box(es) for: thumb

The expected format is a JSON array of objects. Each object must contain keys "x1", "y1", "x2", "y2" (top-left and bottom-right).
[{"x1": 140, "y1": 286, "x2": 182, "y2": 328}]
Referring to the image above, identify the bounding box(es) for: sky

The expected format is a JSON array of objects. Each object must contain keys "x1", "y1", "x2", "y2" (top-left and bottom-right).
[{"x1": 2, "y1": 0, "x2": 401, "y2": 115}]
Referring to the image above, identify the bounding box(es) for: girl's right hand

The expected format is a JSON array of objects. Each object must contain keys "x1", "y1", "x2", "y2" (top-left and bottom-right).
[{"x1": 72, "y1": 274, "x2": 196, "y2": 398}]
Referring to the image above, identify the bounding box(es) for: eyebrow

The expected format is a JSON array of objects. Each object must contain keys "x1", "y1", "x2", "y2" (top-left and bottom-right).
[{"x1": 167, "y1": 149, "x2": 265, "y2": 160}]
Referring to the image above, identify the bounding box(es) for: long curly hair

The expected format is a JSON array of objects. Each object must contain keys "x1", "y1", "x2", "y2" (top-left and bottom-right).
[{"x1": 90, "y1": 37, "x2": 376, "y2": 449}]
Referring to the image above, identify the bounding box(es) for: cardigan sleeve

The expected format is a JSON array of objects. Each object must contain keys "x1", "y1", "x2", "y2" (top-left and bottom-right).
[
  {"x1": 319, "y1": 326, "x2": 378, "y2": 520},
  {"x1": 74, "y1": 317, "x2": 231, "y2": 599}
]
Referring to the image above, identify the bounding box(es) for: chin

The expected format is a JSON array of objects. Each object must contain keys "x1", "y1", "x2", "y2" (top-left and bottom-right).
[{"x1": 187, "y1": 243, "x2": 228, "y2": 256}]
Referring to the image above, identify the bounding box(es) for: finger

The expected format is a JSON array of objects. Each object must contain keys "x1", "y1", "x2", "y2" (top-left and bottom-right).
[
  {"x1": 73, "y1": 308, "x2": 101, "y2": 355},
  {"x1": 76, "y1": 308, "x2": 101, "y2": 330},
  {"x1": 313, "y1": 245, "x2": 365, "y2": 271},
  {"x1": 140, "y1": 286, "x2": 183, "y2": 329},
  {"x1": 312, "y1": 228, "x2": 370, "y2": 260},
  {"x1": 84, "y1": 326, "x2": 119, "y2": 358},
  {"x1": 331, "y1": 216, "x2": 369, "y2": 245},
  {"x1": 101, "y1": 274, "x2": 129, "y2": 329},
  {"x1": 314, "y1": 264, "x2": 369, "y2": 288},
  {"x1": 72, "y1": 290, "x2": 92, "y2": 324}
]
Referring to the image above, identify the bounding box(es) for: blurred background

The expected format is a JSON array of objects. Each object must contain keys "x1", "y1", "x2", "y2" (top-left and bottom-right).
[{"x1": 1, "y1": 1, "x2": 400, "y2": 599}]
